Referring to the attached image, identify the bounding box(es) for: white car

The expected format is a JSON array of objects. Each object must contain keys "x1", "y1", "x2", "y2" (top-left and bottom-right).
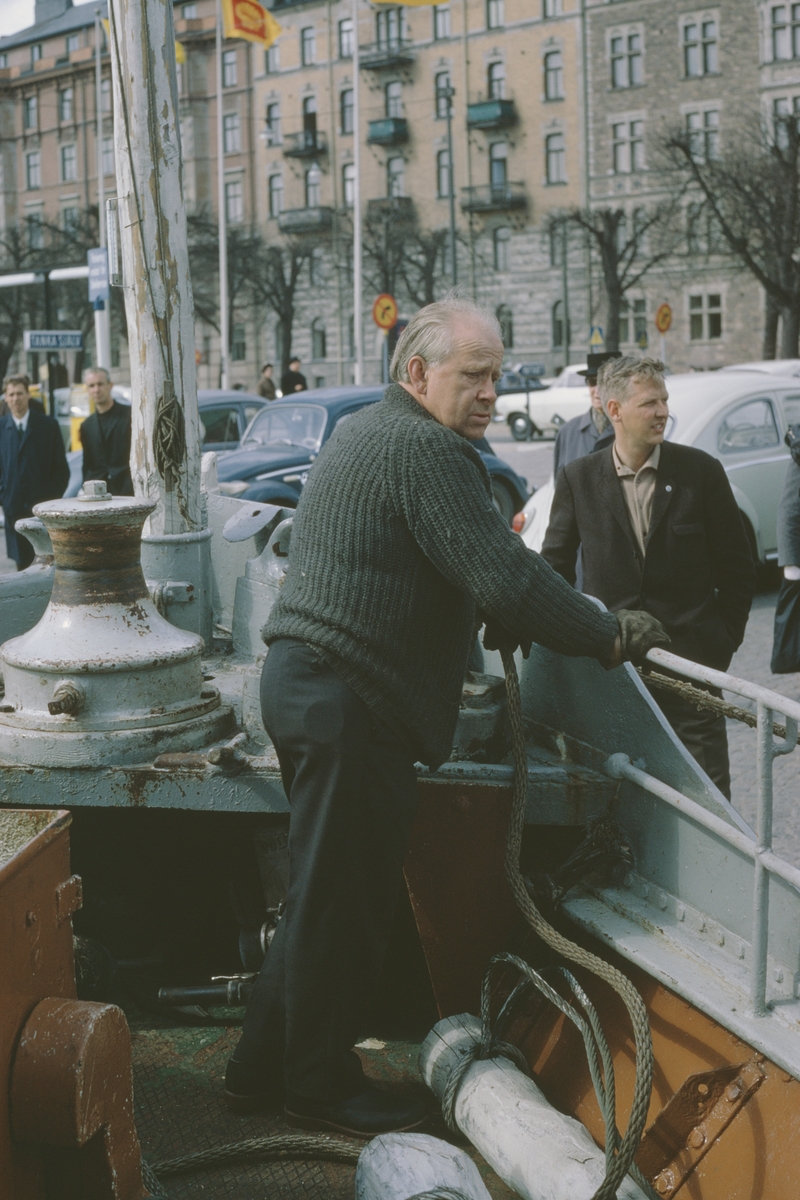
[
  {"x1": 517, "y1": 370, "x2": 800, "y2": 563},
  {"x1": 495, "y1": 363, "x2": 590, "y2": 441}
]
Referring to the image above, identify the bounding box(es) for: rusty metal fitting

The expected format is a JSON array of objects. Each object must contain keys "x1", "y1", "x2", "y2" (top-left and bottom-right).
[{"x1": 48, "y1": 680, "x2": 85, "y2": 717}]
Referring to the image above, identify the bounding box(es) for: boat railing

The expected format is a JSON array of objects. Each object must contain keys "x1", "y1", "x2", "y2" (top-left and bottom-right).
[{"x1": 605, "y1": 646, "x2": 800, "y2": 1017}]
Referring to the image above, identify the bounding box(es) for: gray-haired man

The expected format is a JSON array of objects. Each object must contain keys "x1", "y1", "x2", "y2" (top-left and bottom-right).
[{"x1": 226, "y1": 299, "x2": 668, "y2": 1136}]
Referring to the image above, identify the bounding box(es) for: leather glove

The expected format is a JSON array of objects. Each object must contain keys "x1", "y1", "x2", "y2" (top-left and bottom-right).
[
  {"x1": 615, "y1": 608, "x2": 670, "y2": 666},
  {"x1": 483, "y1": 621, "x2": 533, "y2": 660}
]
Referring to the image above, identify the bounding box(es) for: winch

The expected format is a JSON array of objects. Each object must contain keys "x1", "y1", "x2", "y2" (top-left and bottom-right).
[{"x1": 0, "y1": 481, "x2": 232, "y2": 767}]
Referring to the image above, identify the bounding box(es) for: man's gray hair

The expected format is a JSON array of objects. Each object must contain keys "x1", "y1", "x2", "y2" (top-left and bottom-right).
[
  {"x1": 597, "y1": 355, "x2": 665, "y2": 412},
  {"x1": 84, "y1": 366, "x2": 111, "y2": 383},
  {"x1": 389, "y1": 291, "x2": 501, "y2": 383}
]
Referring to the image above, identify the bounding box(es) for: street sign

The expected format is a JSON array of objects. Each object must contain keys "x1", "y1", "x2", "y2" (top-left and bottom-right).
[
  {"x1": 655, "y1": 303, "x2": 672, "y2": 334},
  {"x1": 589, "y1": 326, "x2": 604, "y2": 348},
  {"x1": 23, "y1": 331, "x2": 83, "y2": 351},
  {"x1": 87, "y1": 247, "x2": 110, "y2": 304},
  {"x1": 372, "y1": 293, "x2": 398, "y2": 330}
]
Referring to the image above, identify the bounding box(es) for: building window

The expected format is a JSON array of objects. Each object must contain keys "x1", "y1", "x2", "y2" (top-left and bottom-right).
[
  {"x1": 311, "y1": 317, "x2": 327, "y2": 359},
  {"x1": 31, "y1": 43, "x2": 43, "y2": 64},
  {"x1": 612, "y1": 120, "x2": 644, "y2": 173},
  {"x1": 487, "y1": 61, "x2": 506, "y2": 100},
  {"x1": 610, "y1": 32, "x2": 643, "y2": 88},
  {"x1": 58, "y1": 87, "x2": 73, "y2": 122},
  {"x1": 434, "y1": 4, "x2": 451, "y2": 39},
  {"x1": 544, "y1": 50, "x2": 564, "y2": 100},
  {"x1": 686, "y1": 109, "x2": 719, "y2": 161},
  {"x1": 305, "y1": 165, "x2": 321, "y2": 207},
  {"x1": 435, "y1": 71, "x2": 451, "y2": 118},
  {"x1": 487, "y1": 0, "x2": 505, "y2": 29},
  {"x1": 377, "y1": 8, "x2": 403, "y2": 48},
  {"x1": 182, "y1": 2, "x2": 197, "y2": 17},
  {"x1": 385, "y1": 80, "x2": 402, "y2": 118},
  {"x1": 265, "y1": 43, "x2": 280, "y2": 73},
  {"x1": 490, "y1": 141, "x2": 508, "y2": 188},
  {"x1": 66, "y1": 33, "x2": 80, "y2": 54},
  {"x1": 301, "y1": 27, "x2": 316, "y2": 66},
  {"x1": 222, "y1": 49, "x2": 237, "y2": 87},
  {"x1": 619, "y1": 298, "x2": 646, "y2": 344},
  {"x1": 387, "y1": 156, "x2": 405, "y2": 197},
  {"x1": 232, "y1": 323, "x2": 246, "y2": 361},
  {"x1": 772, "y1": 4, "x2": 800, "y2": 60},
  {"x1": 102, "y1": 136, "x2": 114, "y2": 176},
  {"x1": 268, "y1": 174, "x2": 283, "y2": 217},
  {"x1": 437, "y1": 149, "x2": 451, "y2": 197},
  {"x1": 23, "y1": 95, "x2": 37, "y2": 129},
  {"x1": 683, "y1": 18, "x2": 718, "y2": 76},
  {"x1": 545, "y1": 132, "x2": 566, "y2": 183},
  {"x1": 26, "y1": 151, "x2": 41, "y2": 190},
  {"x1": 62, "y1": 206, "x2": 79, "y2": 233},
  {"x1": 340, "y1": 89, "x2": 354, "y2": 135},
  {"x1": 338, "y1": 17, "x2": 354, "y2": 58},
  {"x1": 265, "y1": 102, "x2": 281, "y2": 145},
  {"x1": 496, "y1": 304, "x2": 513, "y2": 347},
  {"x1": 543, "y1": 0, "x2": 562, "y2": 15},
  {"x1": 223, "y1": 112, "x2": 241, "y2": 153},
  {"x1": 225, "y1": 179, "x2": 243, "y2": 223},
  {"x1": 494, "y1": 227, "x2": 511, "y2": 271},
  {"x1": 689, "y1": 293, "x2": 722, "y2": 340},
  {"x1": 101, "y1": 76, "x2": 112, "y2": 112},
  {"x1": 26, "y1": 211, "x2": 45, "y2": 249},
  {"x1": 61, "y1": 143, "x2": 77, "y2": 182},
  {"x1": 342, "y1": 162, "x2": 355, "y2": 207}
]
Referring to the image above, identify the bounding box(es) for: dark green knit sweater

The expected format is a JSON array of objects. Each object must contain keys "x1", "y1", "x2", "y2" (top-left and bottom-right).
[{"x1": 263, "y1": 384, "x2": 618, "y2": 768}]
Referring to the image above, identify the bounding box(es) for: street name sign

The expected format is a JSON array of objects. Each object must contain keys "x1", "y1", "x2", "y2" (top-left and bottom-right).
[{"x1": 23, "y1": 331, "x2": 84, "y2": 351}]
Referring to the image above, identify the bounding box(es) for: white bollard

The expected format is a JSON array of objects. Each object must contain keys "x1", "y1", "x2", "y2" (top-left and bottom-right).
[
  {"x1": 355, "y1": 1132, "x2": 492, "y2": 1200},
  {"x1": 419, "y1": 1014, "x2": 649, "y2": 1200}
]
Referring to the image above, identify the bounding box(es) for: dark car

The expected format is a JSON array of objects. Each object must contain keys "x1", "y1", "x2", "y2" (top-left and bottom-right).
[
  {"x1": 216, "y1": 386, "x2": 530, "y2": 523},
  {"x1": 65, "y1": 389, "x2": 267, "y2": 496}
]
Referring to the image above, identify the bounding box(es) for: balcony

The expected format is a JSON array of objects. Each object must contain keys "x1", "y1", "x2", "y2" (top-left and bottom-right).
[
  {"x1": 278, "y1": 206, "x2": 333, "y2": 234},
  {"x1": 466, "y1": 99, "x2": 517, "y2": 130},
  {"x1": 359, "y1": 38, "x2": 415, "y2": 70},
  {"x1": 366, "y1": 196, "x2": 415, "y2": 223},
  {"x1": 460, "y1": 182, "x2": 527, "y2": 213},
  {"x1": 283, "y1": 130, "x2": 327, "y2": 159},
  {"x1": 367, "y1": 117, "x2": 409, "y2": 146}
]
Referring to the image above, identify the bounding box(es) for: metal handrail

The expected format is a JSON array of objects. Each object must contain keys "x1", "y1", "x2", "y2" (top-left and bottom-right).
[{"x1": 614, "y1": 648, "x2": 800, "y2": 1016}]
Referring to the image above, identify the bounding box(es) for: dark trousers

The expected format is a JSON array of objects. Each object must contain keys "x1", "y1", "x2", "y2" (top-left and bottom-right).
[
  {"x1": 645, "y1": 680, "x2": 731, "y2": 799},
  {"x1": 233, "y1": 638, "x2": 419, "y2": 1102}
]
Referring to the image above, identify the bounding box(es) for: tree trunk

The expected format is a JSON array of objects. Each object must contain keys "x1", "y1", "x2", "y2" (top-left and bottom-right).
[
  {"x1": 781, "y1": 305, "x2": 800, "y2": 358},
  {"x1": 763, "y1": 293, "x2": 779, "y2": 359}
]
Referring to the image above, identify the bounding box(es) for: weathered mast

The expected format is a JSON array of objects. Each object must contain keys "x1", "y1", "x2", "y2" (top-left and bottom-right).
[{"x1": 107, "y1": 0, "x2": 201, "y2": 536}]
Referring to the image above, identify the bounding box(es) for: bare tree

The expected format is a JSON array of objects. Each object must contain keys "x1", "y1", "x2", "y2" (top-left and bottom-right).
[{"x1": 665, "y1": 115, "x2": 800, "y2": 357}]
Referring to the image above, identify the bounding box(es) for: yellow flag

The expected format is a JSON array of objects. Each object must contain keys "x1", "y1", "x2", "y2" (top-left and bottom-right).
[
  {"x1": 175, "y1": 41, "x2": 186, "y2": 64},
  {"x1": 221, "y1": 0, "x2": 283, "y2": 49}
]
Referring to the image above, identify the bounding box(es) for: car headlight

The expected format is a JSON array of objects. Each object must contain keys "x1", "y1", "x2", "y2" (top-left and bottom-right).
[{"x1": 218, "y1": 480, "x2": 250, "y2": 496}]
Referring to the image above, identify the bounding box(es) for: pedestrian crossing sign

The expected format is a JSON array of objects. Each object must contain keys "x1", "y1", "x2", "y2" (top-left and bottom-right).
[{"x1": 589, "y1": 326, "x2": 604, "y2": 348}]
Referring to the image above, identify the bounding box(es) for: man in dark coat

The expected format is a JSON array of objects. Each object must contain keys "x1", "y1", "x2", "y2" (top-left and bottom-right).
[
  {"x1": 0, "y1": 374, "x2": 70, "y2": 569},
  {"x1": 552, "y1": 350, "x2": 620, "y2": 476},
  {"x1": 80, "y1": 368, "x2": 133, "y2": 495},
  {"x1": 542, "y1": 355, "x2": 755, "y2": 797},
  {"x1": 280, "y1": 357, "x2": 307, "y2": 395}
]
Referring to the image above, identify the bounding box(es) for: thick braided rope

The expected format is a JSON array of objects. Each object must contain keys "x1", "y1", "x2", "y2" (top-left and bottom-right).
[
  {"x1": 149, "y1": 1132, "x2": 361, "y2": 1180},
  {"x1": 500, "y1": 646, "x2": 654, "y2": 1200}
]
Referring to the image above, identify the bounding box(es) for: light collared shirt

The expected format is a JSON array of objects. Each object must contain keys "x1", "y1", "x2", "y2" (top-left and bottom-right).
[
  {"x1": 612, "y1": 441, "x2": 661, "y2": 557},
  {"x1": 13, "y1": 409, "x2": 30, "y2": 437}
]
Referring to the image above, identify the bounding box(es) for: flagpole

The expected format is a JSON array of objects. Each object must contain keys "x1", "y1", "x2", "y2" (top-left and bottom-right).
[
  {"x1": 94, "y1": 10, "x2": 111, "y2": 369},
  {"x1": 351, "y1": 0, "x2": 363, "y2": 385},
  {"x1": 216, "y1": 0, "x2": 230, "y2": 389}
]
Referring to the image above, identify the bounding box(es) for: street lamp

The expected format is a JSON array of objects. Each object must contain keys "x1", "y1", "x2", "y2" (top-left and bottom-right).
[{"x1": 437, "y1": 82, "x2": 457, "y2": 286}]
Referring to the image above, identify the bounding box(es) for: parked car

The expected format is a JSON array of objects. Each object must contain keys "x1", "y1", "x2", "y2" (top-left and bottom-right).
[
  {"x1": 495, "y1": 363, "x2": 590, "y2": 440},
  {"x1": 64, "y1": 389, "x2": 266, "y2": 496},
  {"x1": 216, "y1": 386, "x2": 530, "y2": 523},
  {"x1": 515, "y1": 370, "x2": 800, "y2": 562}
]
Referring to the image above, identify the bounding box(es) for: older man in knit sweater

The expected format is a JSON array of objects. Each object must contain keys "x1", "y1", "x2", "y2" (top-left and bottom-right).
[{"x1": 225, "y1": 295, "x2": 668, "y2": 1136}]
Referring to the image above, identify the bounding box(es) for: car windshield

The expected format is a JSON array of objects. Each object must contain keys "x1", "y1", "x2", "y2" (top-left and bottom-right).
[{"x1": 242, "y1": 404, "x2": 327, "y2": 452}]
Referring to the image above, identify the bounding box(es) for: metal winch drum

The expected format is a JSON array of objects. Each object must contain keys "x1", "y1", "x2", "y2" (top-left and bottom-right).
[{"x1": 0, "y1": 482, "x2": 232, "y2": 767}]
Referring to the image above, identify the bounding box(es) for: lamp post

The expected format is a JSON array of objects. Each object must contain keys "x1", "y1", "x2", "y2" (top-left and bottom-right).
[{"x1": 438, "y1": 81, "x2": 458, "y2": 286}]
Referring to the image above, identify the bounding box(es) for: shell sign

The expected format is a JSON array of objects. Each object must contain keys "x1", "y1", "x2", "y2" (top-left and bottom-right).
[{"x1": 221, "y1": 0, "x2": 282, "y2": 48}]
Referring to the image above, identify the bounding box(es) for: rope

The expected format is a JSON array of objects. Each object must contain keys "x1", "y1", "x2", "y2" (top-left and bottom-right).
[{"x1": 640, "y1": 669, "x2": 800, "y2": 743}]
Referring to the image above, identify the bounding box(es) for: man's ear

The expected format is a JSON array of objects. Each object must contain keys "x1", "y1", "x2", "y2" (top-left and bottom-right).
[{"x1": 407, "y1": 356, "x2": 428, "y2": 393}]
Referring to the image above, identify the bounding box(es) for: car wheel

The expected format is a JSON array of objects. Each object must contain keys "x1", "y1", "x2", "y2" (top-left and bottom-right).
[
  {"x1": 492, "y1": 481, "x2": 517, "y2": 525},
  {"x1": 509, "y1": 414, "x2": 532, "y2": 442}
]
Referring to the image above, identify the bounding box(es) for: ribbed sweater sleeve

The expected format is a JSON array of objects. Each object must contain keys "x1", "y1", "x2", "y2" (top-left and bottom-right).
[{"x1": 394, "y1": 419, "x2": 618, "y2": 662}]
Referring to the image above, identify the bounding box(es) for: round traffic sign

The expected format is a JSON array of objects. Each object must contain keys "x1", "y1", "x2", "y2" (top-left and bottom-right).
[
  {"x1": 655, "y1": 303, "x2": 672, "y2": 334},
  {"x1": 372, "y1": 293, "x2": 398, "y2": 330}
]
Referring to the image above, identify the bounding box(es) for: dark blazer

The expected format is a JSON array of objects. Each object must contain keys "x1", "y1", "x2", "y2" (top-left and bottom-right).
[
  {"x1": 80, "y1": 401, "x2": 133, "y2": 495},
  {"x1": 552, "y1": 409, "x2": 614, "y2": 477},
  {"x1": 0, "y1": 409, "x2": 70, "y2": 563},
  {"x1": 541, "y1": 441, "x2": 756, "y2": 670}
]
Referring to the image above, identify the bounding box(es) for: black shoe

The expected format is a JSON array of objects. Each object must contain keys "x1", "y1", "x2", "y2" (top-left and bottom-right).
[
  {"x1": 224, "y1": 1055, "x2": 283, "y2": 1114},
  {"x1": 284, "y1": 1085, "x2": 427, "y2": 1137}
]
